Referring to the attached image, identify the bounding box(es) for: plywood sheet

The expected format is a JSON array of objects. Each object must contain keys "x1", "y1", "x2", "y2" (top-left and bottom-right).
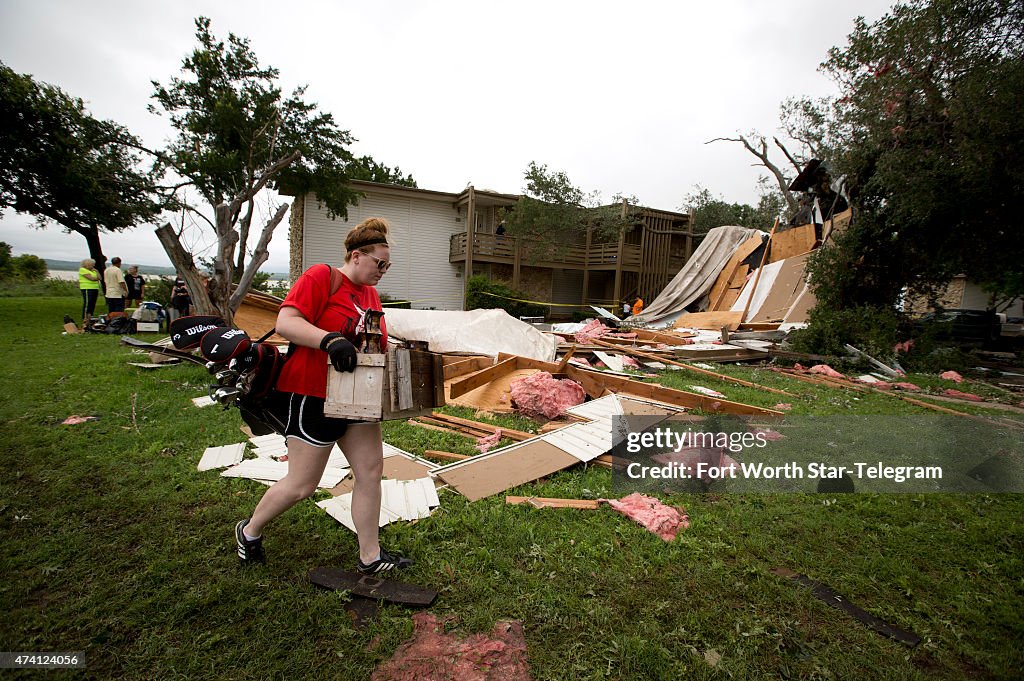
[
  {"x1": 673, "y1": 311, "x2": 744, "y2": 331},
  {"x1": 708, "y1": 235, "x2": 762, "y2": 309},
  {"x1": 769, "y1": 224, "x2": 816, "y2": 263},
  {"x1": 435, "y1": 441, "x2": 581, "y2": 502},
  {"x1": 751, "y1": 253, "x2": 811, "y2": 323}
]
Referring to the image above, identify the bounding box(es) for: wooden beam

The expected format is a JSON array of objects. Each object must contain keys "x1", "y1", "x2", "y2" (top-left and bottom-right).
[
  {"x1": 448, "y1": 356, "x2": 519, "y2": 399},
  {"x1": 424, "y1": 450, "x2": 470, "y2": 462},
  {"x1": 556, "y1": 345, "x2": 577, "y2": 373},
  {"x1": 741, "y1": 217, "x2": 779, "y2": 323},
  {"x1": 428, "y1": 412, "x2": 535, "y2": 441},
  {"x1": 505, "y1": 496, "x2": 601, "y2": 510},
  {"x1": 443, "y1": 356, "x2": 494, "y2": 381},
  {"x1": 591, "y1": 339, "x2": 797, "y2": 398}
]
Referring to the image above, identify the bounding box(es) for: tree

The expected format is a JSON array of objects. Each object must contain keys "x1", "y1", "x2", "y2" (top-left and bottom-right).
[
  {"x1": 806, "y1": 0, "x2": 1024, "y2": 311},
  {"x1": 348, "y1": 156, "x2": 417, "y2": 188},
  {"x1": 0, "y1": 63, "x2": 160, "y2": 272},
  {"x1": 150, "y1": 17, "x2": 365, "y2": 324},
  {"x1": 707, "y1": 134, "x2": 801, "y2": 216},
  {"x1": 501, "y1": 162, "x2": 636, "y2": 260},
  {"x1": 683, "y1": 180, "x2": 785, "y2": 234}
]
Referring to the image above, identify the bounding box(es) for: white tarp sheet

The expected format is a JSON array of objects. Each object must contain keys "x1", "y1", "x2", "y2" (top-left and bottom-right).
[
  {"x1": 631, "y1": 225, "x2": 760, "y2": 326},
  {"x1": 383, "y1": 308, "x2": 558, "y2": 361}
]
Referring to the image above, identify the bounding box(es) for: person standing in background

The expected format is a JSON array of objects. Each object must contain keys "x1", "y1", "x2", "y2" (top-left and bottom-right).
[
  {"x1": 78, "y1": 258, "x2": 101, "y2": 324},
  {"x1": 631, "y1": 297, "x2": 644, "y2": 317},
  {"x1": 169, "y1": 275, "x2": 191, "y2": 322},
  {"x1": 103, "y1": 257, "x2": 127, "y2": 314},
  {"x1": 125, "y1": 265, "x2": 145, "y2": 307}
]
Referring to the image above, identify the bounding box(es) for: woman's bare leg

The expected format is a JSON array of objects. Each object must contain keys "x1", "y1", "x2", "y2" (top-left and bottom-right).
[
  {"x1": 338, "y1": 422, "x2": 384, "y2": 563},
  {"x1": 245, "y1": 438, "x2": 332, "y2": 537}
]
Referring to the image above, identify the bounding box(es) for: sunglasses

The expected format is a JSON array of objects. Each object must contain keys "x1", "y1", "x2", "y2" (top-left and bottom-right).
[{"x1": 362, "y1": 252, "x2": 392, "y2": 273}]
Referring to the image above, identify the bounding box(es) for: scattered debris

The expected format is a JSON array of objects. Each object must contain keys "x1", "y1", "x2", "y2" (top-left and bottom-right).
[
  {"x1": 688, "y1": 385, "x2": 726, "y2": 398},
  {"x1": 61, "y1": 415, "x2": 99, "y2": 425},
  {"x1": 603, "y1": 493, "x2": 689, "y2": 541},
  {"x1": 573, "y1": 318, "x2": 612, "y2": 344},
  {"x1": 773, "y1": 403, "x2": 793, "y2": 411},
  {"x1": 475, "y1": 430, "x2": 503, "y2": 453},
  {"x1": 940, "y1": 370, "x2": 964, "y2": 383},
  {"x1": 372, "y1": 613, "x2": 531, "y2": 681},
  {"x1": 772, "y1": 568, "x2": 920, "y2": 647},
  {"x1": 505, "y1": 496, "x2": 601, "y2": 509},
  {"x1": 942, "y1": 389, "x2": 984, "y2": 402},
  {"x1": 192, "y1": 395, "x2": 216, "y2": 408},
  {"x1": 197, "y1": 443, "x2": 246, "y2": 471},
  {"x1": 509, "y1": 371, "x2": 586, "y2": 419},
  {"x1": 808, "y1": 364, "x2": 845, "y2": 379}
]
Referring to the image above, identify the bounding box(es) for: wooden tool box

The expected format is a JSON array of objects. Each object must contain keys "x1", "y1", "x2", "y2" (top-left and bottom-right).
[{"x1": 324, "y1": 345, "x2": 445, "y2": 421}]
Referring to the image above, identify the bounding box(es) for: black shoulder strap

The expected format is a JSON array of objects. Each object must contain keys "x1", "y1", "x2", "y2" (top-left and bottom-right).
[{"x1": 259, "y1": 264, "x2": 342, "y2": 345}]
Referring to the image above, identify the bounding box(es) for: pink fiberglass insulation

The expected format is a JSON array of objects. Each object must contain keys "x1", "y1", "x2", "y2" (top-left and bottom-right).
[
  {"x1": 943, "y1": 389, "x2": 984, "y2": 401},
  {"x1": 808, "y1": 364, "x2": 845, "y2": 379},
  {"x1": 940, "y1": 370, "x2": 964, "y2": 383},
  {"x1": 475, "y1": 430, "x2": 503, "y2": 453},
  {"x1": 509, "y1": 372, "x2": 586, "y2": 419},
  {"x1": 621, "y1": 356, "x2": 641, "y2": 369},
  {"x1": 372, "y1": 613, "x2": 532, "y2": 681},
  {"x1": 573, "y1": 319, "x2": 611, "y2": 344},
  {"x1": 602, "y1": 493, "x2": 690, "y2": 541}
]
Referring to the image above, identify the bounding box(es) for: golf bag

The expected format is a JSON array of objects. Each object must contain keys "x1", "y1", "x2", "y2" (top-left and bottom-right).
[{"x1": 168, "y1": 316, "x2": 288, "y2": 436}]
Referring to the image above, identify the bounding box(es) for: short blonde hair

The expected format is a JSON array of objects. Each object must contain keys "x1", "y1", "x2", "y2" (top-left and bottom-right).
[
  {"x1": 344, "y1": 217, "x2": 390, "y2": 262},
  {"x1": 81, "y1": 258, "x2": 95, "y2": 268}
]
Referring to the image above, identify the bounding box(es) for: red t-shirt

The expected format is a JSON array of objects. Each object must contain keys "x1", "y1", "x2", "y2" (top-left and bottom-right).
[{"x1": 275, "y1": 264, "x2": 387, "y2": 398}]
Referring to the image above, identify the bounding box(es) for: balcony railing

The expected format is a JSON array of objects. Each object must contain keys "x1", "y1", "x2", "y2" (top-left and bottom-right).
[{"x1": 450, "y1": 233, "x2": 641, "y2": 268}]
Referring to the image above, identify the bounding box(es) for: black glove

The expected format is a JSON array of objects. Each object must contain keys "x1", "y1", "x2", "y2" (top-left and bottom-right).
[{"x1": 321, "y1": 332, "x2": 357, "y2": 372}]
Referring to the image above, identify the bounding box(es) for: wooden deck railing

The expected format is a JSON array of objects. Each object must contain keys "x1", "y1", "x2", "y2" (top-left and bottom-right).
[{"x1": 450, "y1": 233, "x2": 642, "y2": 268}]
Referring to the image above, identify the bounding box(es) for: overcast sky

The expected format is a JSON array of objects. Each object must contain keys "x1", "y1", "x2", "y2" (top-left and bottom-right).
[{"x1": 0, "y1": 0, "x2": 895, "y2": 273}]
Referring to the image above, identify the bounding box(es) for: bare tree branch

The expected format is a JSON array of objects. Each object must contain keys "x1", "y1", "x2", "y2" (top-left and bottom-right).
[
  {"x1": 229, "y1": 202, "x2": 288, "y2": 310},
  {"x1": 708, "y1": 135, "x2": 799, "y2": 214},
  {"x1": 773, "y1": 137, "x2": 803, "y2": 174}
]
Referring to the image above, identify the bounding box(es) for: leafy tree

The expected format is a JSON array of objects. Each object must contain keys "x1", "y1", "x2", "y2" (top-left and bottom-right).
[
  {"x1": 0, "y1": 243, "x2": 49, "y2": 281},
  {"x1": 0, "y1": 63, "x2": 160, "y2": 272},
  {"x1": 150, "y1": 17, "x2": 367, "y2": 324},
  {"x1": 349, "y1": 156, "x2": 417, "y2": 187},
  {"x1": 683, "y1": 180, "x2": 785, "y2": 233},
  {"x1": 501, "y1": 162, "x2": 636, "y2": 260},
  {"x1": 806, "y1": 0, "x2": 1024, "y2": 312}
]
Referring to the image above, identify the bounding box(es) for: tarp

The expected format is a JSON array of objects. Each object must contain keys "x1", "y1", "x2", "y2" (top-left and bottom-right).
[
  {"x1": 383, "y1": 308, "x2": 558, "y2": 362},
  {"x1": 631, "y1": 225, "x2": 759, "y2": 326}
]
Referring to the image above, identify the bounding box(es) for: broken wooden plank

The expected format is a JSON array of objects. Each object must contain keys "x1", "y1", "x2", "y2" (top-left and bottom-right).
[
  {"x1": 505, "y1": 496, "x2": 601, "y2": 510},
  {"x1": 423, "y1": 449, "x2": 471, "y2": 462},
  {"x1": 448, "y1": 357, "x2": 520, "y2": 399},
  {"x1": 709, "y1": 235, "x2": 763, "y2": 311},
  {"x1": 555, "y1": 345, "x2": 577, "y2": 373},
  {"x1": 428, "y1": 412, "x2": 535, "y2": 442},
  {"x1": 443, "y1": 356, "x2": 494, "y2": 381},
  {"x1": 673, "y1": 311, "x2": 744, "y2": 332},
  {"x1": 592, "y1": 340, "x2": 796, "y2": 398}
]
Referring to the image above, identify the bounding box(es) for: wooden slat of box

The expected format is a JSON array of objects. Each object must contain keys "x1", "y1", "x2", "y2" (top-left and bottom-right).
[{"x1": 325, "y1": 348, "x2": 445, "y2": 421}]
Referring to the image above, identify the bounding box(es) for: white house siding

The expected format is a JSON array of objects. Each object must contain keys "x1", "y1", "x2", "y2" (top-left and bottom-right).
[{"x1": 302, "y1": 191, "x2": 466, "y2": 310}]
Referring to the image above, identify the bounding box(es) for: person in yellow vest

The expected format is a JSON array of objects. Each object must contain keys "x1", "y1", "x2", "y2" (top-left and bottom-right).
[
  {"x1": 631, "y1": 297, "x2": 644, "y2": 316},
  {"x1": 78, "y1": 258, "x2": 101, "y2": 324}
]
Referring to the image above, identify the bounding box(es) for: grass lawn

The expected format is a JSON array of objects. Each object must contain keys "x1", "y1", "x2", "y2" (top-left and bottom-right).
[{"x1": 1, "y1": 291, "x2": 1022, "y2": 680}]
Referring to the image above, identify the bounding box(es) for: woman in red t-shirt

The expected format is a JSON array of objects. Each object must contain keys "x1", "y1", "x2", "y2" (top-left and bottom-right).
[{"x1": 234, "y1": 217, "x2": 412, "y2": 575}]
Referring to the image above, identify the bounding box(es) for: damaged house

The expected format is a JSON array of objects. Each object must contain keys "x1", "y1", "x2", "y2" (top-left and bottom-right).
[{"x1": 283, "y1": 180, "x2": 696, "y2": 316}]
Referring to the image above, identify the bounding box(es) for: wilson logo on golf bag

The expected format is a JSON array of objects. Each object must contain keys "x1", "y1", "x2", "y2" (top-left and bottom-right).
[{"x1": 170, "y1": 315, "x2": 226, "y2": 349}]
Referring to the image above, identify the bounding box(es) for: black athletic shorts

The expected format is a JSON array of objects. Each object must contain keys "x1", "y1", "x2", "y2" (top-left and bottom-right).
[{"x1": 265, "y1": 391, "x2": 352, "y2": 447}]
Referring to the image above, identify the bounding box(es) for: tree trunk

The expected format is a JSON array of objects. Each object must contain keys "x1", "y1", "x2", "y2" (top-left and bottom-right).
[
  {"x1": 154, "y1": 222, "x2": 221, "y2": 320},
  {"x1": 69, "y1": 224, "x2": 107, "y2": 273},
  {"x1": 208, "y1": 203, "x2": 238, "y2": 324}
]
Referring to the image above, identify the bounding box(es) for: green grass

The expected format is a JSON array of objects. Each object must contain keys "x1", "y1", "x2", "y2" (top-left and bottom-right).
[{"x1": 1, "y1": 295, "x2": 1022, "y2": 679}]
